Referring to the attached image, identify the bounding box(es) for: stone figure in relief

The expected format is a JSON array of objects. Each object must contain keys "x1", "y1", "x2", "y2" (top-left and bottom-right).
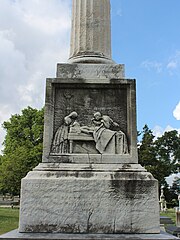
[
  {"x1": 51, "y1": 111, "x2": 79, "y2": 153},
  {"x1": 81, "y1": 112, "x2": 128, "y2": 154}
]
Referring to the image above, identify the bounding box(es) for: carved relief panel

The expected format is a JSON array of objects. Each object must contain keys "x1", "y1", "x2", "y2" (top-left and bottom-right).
[{"x1": 50, "y1": 83, "x2": 130, "y2": 155}]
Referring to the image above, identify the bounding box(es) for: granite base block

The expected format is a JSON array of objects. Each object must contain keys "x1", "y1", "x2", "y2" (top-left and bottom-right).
[
  {"x1": 19, "y1": 165, "x2": 159, "y2": 234},
  {"x1": 0, "y1": 229, "x2": 178, "y2": 240}
]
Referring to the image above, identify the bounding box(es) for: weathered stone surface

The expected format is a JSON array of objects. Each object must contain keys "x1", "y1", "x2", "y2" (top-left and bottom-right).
[
  {"x1": 42, "y1": 74, "x2": 138, "y2": 163},
  {"x1": 69, "y1": 0, "x2": 113, "y2": 63},
  {"x1": 56, "y1": 64, "x2": 125, "y2": 79},
  {"x1": 35, "y1": 163, "x2": 145, "y2": 172},
  {"x1": 19, "y1": 164, "x2": 159, "y2": 234},
  {"x1": 43, "y1": 155, "x2": 137, "y2": 164}
]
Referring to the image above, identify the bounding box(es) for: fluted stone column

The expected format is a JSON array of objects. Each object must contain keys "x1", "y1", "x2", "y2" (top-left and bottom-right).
[{"x1": 68, "y1": 0, "x2": 114, "y2": 64}]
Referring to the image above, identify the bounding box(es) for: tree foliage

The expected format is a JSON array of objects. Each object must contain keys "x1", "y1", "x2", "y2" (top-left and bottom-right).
[
  {"x1": 160, "y1": 177, "x2": 180, "y2": 208},
  {"x1": 0, "y1": 107, "x2": 44, "y2": 195},
  {"x1": 138, "y1": 125, "x2": 180, "y2": 185}
]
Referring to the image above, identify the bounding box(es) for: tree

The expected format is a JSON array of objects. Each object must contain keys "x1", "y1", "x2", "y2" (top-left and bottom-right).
[
  {"x1": 172, "y1": 177, "x2": 180, "y2": 195},
  {"x1": 138, "y1": 125, "x2": 180, "y2": 186},
  {"x1": 138, "y1": 125, "x2": 161, "y2": 183},
  {"x1": 138, "y1": 124, "x2": 157, "y2": 168},
  {"x1": 155, "y1": 130, "x2": 180, "y2": 185},
  {"x1": 0, "y1": 106, "x2": 44, "y2": 195},
  {"x1": 159, "y1": 177, "x2": 180, "y2": 208}
]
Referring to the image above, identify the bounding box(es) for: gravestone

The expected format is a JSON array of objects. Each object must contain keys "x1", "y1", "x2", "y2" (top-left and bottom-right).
[
  {"x1": 0, "y1": 0, "x2": 178, "y2": 239},
  {"x1": 160, "y1": 186, "x2": 167, "y2": 212}
]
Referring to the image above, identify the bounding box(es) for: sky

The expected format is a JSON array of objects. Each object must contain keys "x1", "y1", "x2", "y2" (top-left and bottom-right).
[{"x1": 0, "y1": 0, "x2": 180, "y2": 157}]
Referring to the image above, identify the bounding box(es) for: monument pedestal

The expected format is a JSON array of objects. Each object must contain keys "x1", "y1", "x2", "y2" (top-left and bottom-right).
[
  {"x1": 16, "y1": 62, "x2": 160, "y2": 235},
  {"x1": 18, "y1": 163, "x2": 159, "y2": 234}
]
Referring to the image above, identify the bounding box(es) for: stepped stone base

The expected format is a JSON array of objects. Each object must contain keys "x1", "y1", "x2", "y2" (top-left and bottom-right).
[
  {"x1": 18, "y1": 163, "x2": 159, "y2": 234},
  {"x1": 0, "y1": 230, "x2": 178, "y2": 240}
]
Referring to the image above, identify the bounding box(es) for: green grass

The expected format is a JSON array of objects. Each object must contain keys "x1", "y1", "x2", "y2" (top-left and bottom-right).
[
  {"x1": 160, "y1": 208, "x2": 176, "y2": 224},
  {"x1": 0, "y1": 207, "x2": 19, "y2": 235},
  {"x1": 0, "y1": 207, "x2": 177, "y2": 235}
]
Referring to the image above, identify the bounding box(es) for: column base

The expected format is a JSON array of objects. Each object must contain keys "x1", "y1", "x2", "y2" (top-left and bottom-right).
[{"x1": 68, "y1": 55, "x2": 115, "y2": 64}]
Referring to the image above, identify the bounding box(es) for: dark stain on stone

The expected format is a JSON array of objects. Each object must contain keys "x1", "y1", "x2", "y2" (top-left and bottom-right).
[
  {"x1": 24, "y1": 224, "x2": 143, "y2": 235},
  {"x1": 110, "y1": 171, "x2": 156, "y2": 200},
  {"x1": 75, "y1": 171, "x2": 79, "y2": 178},
  {"x1": 24, "y1": 224, "x2": 81, "y2": 233},
  {"x1": 122, "y1": 164, "x2": 131, "y2": 169},
  {"x1": 80, "y1": 171, "x2": 94, "y2": 178},
  {"x1": 48, "y1": 155, "x2": 73, "y2": 163},
  {"x1": 44, "y1": 170, "x2": 95, "y2": 179}
]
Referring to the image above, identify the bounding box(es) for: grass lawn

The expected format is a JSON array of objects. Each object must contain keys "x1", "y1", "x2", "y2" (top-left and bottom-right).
[
  {"x1": 0, "y1": 207, "x2": 19, "y2": 235},
  {"x1": 160, "y1": 208, "x2": 176, "y2": 224}
]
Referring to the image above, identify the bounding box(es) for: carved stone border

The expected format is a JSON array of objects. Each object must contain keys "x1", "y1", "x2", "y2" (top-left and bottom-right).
[{"x1": 42, "y1": 77, "x2": 138, "y2": 164}]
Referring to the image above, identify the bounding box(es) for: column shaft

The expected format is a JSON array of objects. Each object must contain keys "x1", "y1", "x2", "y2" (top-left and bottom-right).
[{"x1": 69, "y1": 0, "x2": 113, "y2": 64}]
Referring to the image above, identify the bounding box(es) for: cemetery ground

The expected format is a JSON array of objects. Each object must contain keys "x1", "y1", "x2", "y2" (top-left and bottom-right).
[
  {"x1": 0, "y1": 207, "x2": 177, "y2": 235},
  {"x1": 160, "y1": 208, "x2": 176, "y2": 223},
  {"x1": 0, "y1": 207, "x2": 19, "y2": 235}
]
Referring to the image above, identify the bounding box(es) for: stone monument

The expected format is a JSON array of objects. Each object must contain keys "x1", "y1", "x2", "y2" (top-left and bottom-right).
[
  {"x1": 19, "y1": 0, "x2": 159, "y2": 234},
  {"x1": 0, "y1": 0, "x2": 178, "y2": 239}
]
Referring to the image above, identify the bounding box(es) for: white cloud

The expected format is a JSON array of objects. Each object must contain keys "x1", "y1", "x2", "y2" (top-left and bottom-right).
[
  {"x1": 20, "y1": 0, "x2": 70, "y2": 35},
  {"x1": 173, "y1": 101, "x2": 180, "y2": 120},
  {"x1": 153, "y1": 125, "x2": 180, "y2": 139},
  {"x1": 141, "y1": 60, "x2": 163, "y2": 73},
  {"x1": 167, "y1": 61, "x2": 177, "y2": 70},
  {"x1": 166, "y1": 173, "x2": 180, "y2": 187},
  {"x1": 141, "y1": 50, "x2": 180, "y2": 76},
  {"x1": 0, "y1": 104, "x2": 16, "y2": 153},
  {"x1": 152, "y1": 125, "x2": 164, "y2": 139},
  {"x1": 166, "y1": 50, "x2": 180, "y2": 75},
  {"x1": 0, "y1": 0, "x2": 71, "y2": 152}
]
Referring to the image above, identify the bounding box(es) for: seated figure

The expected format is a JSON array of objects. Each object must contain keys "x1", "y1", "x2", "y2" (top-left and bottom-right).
[{"x1": 51, "y1": 111, "x2": 78, "y2": 154}]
